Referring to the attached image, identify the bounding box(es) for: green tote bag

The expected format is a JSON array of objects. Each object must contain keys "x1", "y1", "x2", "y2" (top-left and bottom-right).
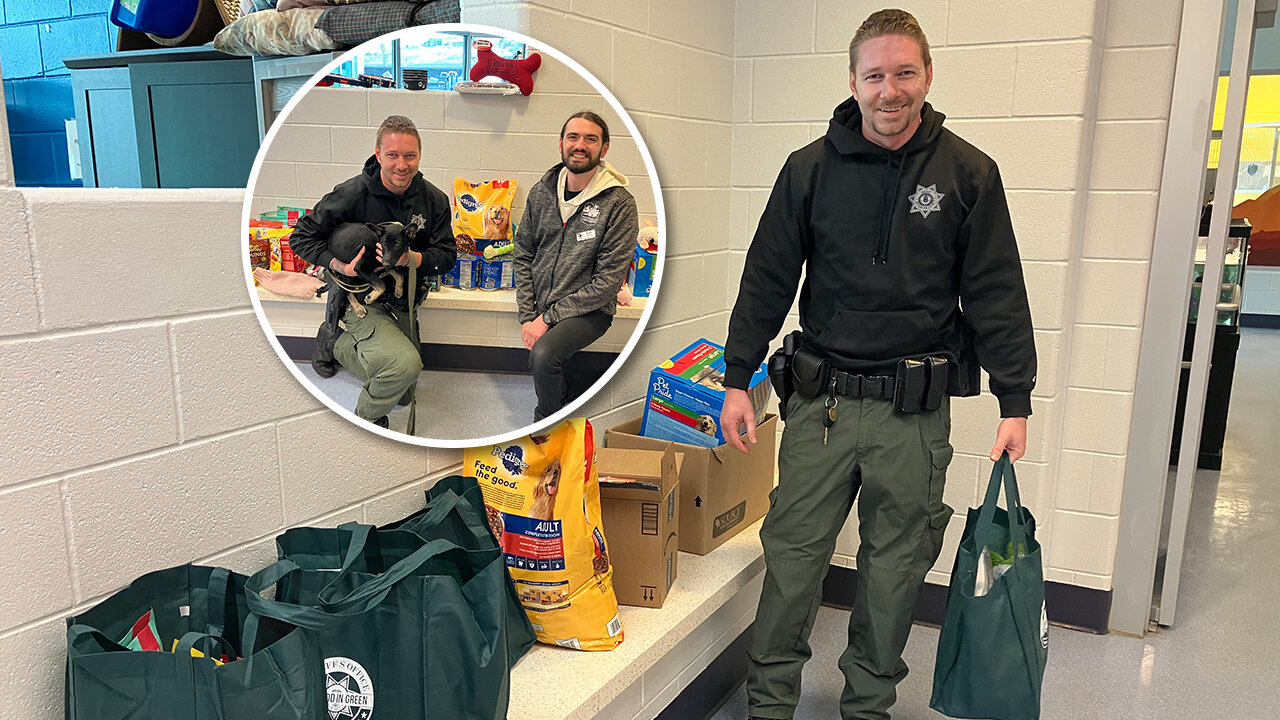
[
  {"x1": 249, "y1": 523, "x2": 514, "y2": 720},
  {"x1": 931, "y1": 454, "x2": 1049, "y2": 720},
  {"x1": 384, "y1": 474, "x2": 537, "y2": 667},
  {"x1": 65, "y1": 564, "x2": 325, "y2": 720}
]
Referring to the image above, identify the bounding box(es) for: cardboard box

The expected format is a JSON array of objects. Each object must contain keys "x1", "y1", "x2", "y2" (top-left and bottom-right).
[
  {"x1": 640, "y1": 338, "x2": 772, "y2": 448},
  {"x1": 628, "y1": 245, "x2": 656, "y2": 297},
  {"x1": 605, "y1": 414, "x2": 777, "y2": 555},
  {"x1": 597, "y1": 446, "x2": 680, "y2": 608}
]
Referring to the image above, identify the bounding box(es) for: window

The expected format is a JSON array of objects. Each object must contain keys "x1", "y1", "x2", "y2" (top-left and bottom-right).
[{"x1": 332, "y1": 31, "x2": 527, "y2": 91}]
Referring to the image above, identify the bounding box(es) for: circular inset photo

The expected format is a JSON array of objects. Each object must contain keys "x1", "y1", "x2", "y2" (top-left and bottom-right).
[{"x1": 244, "y1": 25, "x2": 664, "y2": 447}]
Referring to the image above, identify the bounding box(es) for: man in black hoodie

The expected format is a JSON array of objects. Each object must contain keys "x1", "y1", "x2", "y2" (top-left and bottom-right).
[
  {"x1": 290, "y1": 115, "x2": 456, "y2": 429},
  {"x1": 720, "y1": 10, "x2": 1036, "y2": 720}
]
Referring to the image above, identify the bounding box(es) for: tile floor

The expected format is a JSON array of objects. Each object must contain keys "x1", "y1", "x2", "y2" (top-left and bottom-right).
[{"x1": 713, "y1": 328, "x2": 1280, "y2": 719}]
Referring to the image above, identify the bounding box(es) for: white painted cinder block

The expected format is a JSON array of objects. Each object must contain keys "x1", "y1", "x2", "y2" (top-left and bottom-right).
[
  {"x1": 646, "y1": 116, "x2": 709, "y2": 188},
  {"x1": 1105, "y1": 0, "x2": 1183, "y2": 48},
  {"x1": 948, "y1": 0, "x2": 1096, "y2": 44},
  {"x1": 0, "y1": 482, "x2": 71, "y2": 632},
  {"x1": 1006, "y1": 190, "x2": 1077, "y2": 262},
  {"x1": 1013, "y1": 41, "x2": 1093, "y2": 117},
  {"x1": 361, "y1": 477, "x2": 441, "y2": 527},
  {"x1": 1097, "y1": 46, "x2": 1178, "y2": 120},
  {"x1": 255, "y1": 161, "x2": 299, "y2": 198},
  {"x1": 945, "y1": 118, "x2": 1085, "y2": 190},
  {"x1": 445, "y1": 92, "x2": 529, "y2": 133},
  {"x1": 171, "y1": 311, "x2": 322, "y2": 441},
  {"x1": 1082, "y1": 190, "x2": 1160, "y2": 260},
  {"x1": 523, "y1": 8, "x2": 616, "y2": 88},
  {"x1": 1048, "y1": 510, "x2": 1119, "y2": 575},
  {"x1": 367, "y1": 87, "x2": 447, "y2": 131},
  {"x1": 200, "y1": 535, "x2": 278, "y2": 579},
  {"x1": 294, "y1": 162, "x2": 364, "y2": 204},
  {"x1": 749, "y1": 54, "x2": 849, "y2": 123},
  {"x1": 672, "y1": 188, "x2": 731, "y2": 253},
  {"x1": 735, "y1": 0, "x2": 816, "y2": 56},
  {"x1": 928, "y1": 46, "x2": 1018, "y2": 119},
  {"x1": 1062, "y1": 387, "x2": 1134, "y2": 455},
  {"x1": 1090, "y1": 120, "x2": 1169, "y2": 191},
  {"x1": 0, "y1": 326, "x2": 178, "y2": 487},
  {"x1": 815, "y1": 0, "x2": 950, "y2": 53},
  {"x1": 706, "y1": 123, "x2": 732, "y2": 187},
  {"x1": 1033, "y1": 329, "x2": 1062, "y2": 396},
  {"x1": 329, "y1": 125, "x2": 376, "y2": 165},
  {"x1": 573, "y1": 0, "x2": 648, "y2": 35},
  {"x1": 1022, "y1": 260, "x2": 1069, "y2": 330},
  {"x1": 610, "y1": 30, "x2": 683, "y2": 115},
  {"x1": 0, "y1": 189, "x2": 39, "y2": 337},
  {"x1": 1056, "y1": 449, "x2": 1094, "y2": 512},
  {"x1": 680, "y1": 48, "x2": 735, "y2": 123},
  {"x1": 647, "y1": 0, "x2": 732, "y2": 51},
  {"x1": 731, "y1": 123, "x2": 812, "y2": 188},
  {"x1": 285, "y1": 86, "x2": 370, "y2": 127},
  {"x1": 65, "y1": 427, "x2": 284, "y2": 601},
  {"x1": 277, "y1": 412, "x2": 430, "y2": 525},
  {"x1": 648, "y1": 254, "x2": 711, "y2": 327},
  {"x1": 1074, "y1": 259, "x2": 1150, "y2": 326},
  {"x1": 734, "y1": 58, "x2": 753, "y2": 124},
  {"x1": 265, "y1": 123, "x2": 332, "y2": 164},
  {"x1": 1067, "y1": 323, "x2": 1108, "y2": 389},
  {"x1": 0, "y1": 618, "x2": 64, "y2": 720},
  {"x1": 27, "y1": 190, "x2": 247, "y2": 329}
]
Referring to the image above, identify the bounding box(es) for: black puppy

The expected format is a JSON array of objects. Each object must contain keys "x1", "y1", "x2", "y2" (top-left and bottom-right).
[{"x1": 327, "y1": 221, "x2": 415, "y2": 317}]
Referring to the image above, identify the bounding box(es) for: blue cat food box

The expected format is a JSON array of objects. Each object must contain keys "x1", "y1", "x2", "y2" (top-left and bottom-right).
[
  {"x1": 640, "y1": 338, "x2": 771, "y2": 448},
  {"x1": 629, "y1": 245, "x2": 656, "y2": 297}
]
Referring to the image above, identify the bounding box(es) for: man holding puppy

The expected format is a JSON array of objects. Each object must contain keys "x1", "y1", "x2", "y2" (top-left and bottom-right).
[
  {"x1": 291, "y1": 115, "x2": 455, "y2": 429},
  {"x1": 719, "y1": 10, "x2": 1036, "y2": 719},
  {"x1": 514, "y1": 111, "x2": 638, "y2": 421}
]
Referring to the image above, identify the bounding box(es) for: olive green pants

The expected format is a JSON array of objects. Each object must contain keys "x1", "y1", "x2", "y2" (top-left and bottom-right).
[
  {"x1": 332, "y1": 303, "x2": 421, "y2": 422},
  {"x1": 747, "y1": 393, "x2": 954, "y2": 720}
]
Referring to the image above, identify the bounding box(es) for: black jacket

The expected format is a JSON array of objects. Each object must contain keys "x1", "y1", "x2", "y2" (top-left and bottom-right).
[
  {"x1": 724, "y1": 99, "x2": 1036, "y2": 417},
  {"x1": 290, "y1": 155, "x2": 457, "y2": 300}
]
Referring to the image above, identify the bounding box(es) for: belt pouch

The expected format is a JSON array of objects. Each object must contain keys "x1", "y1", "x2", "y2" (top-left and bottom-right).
[
  {"x1": 924, "y1": 356, "x2": 949, "y2": 411},
  {"x1": 791, "y1": 347, "x2": 830, "y2": 399},
  {"x1": 894, "y1": 358, "x2": 926, "y2": 413}
]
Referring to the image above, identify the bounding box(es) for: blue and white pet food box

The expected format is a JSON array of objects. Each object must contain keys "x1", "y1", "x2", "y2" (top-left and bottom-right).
[{"x1": 640, "y1": 338, "x2": 771, "y2": 448}]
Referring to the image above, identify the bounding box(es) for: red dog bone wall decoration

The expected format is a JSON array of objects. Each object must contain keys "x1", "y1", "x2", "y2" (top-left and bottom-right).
[{"x1": 470, "y1": 39, "x2": 543, "y2": 96}]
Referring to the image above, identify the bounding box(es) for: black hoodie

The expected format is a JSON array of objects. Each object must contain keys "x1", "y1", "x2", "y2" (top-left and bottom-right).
[
  {"x1": 724, "y1": 99, "x2": 1036, "y2": 417},
  {"x1": 290, "y1": 154, "x2": 457, "y2": 289}
]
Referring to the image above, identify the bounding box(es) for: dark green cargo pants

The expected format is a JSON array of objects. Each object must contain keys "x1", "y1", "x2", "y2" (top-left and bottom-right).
[
  {"x1": 747, "y1": 392, "x2": 954, "y2": 720},
  {"x1": 332, "y1": 303, "x2": 421, "y2": 422}
]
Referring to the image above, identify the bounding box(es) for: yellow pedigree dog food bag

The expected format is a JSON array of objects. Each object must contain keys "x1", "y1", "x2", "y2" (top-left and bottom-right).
[
  {"x1": 452, "y1": 178, "x2": 516, "y2": 256},
  {"x1": 466, "y1": 419, "x2": 624, "y2": 651}
]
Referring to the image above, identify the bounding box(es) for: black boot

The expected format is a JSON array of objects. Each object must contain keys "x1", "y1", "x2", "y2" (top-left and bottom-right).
[{"x1": 312, "y1": 322, "x2": 342, "y2": 378}]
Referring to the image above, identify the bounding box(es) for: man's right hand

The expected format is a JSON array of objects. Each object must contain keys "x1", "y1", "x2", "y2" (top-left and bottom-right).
[
  {"x1": 331, "y1": 247, "x2": 365, "y2": 277},
  {"x1": 721, "y1": 388, "x2": 757, "y2": 455}
]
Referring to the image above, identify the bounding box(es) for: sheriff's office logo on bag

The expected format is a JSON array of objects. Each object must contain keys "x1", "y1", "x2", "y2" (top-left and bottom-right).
[
  {"x1": 325, "y1": 657, "x2": 374, "y2": 720},
  {"x1": 1040, "y1": 601, "x2": 1049, "y2": 649},
  {"x1": 581, "y1": 202, "x2": 602, "y2": 225},
  {"x1": 908, "y1": 183, "x2": 945, "y2": 219}
]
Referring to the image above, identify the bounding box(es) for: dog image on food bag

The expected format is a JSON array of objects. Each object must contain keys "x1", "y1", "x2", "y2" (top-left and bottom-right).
[
  {"x1": 483, "y1": 203, "x2": 511, "y2": 239},
  {"x1": 529, "y1": 458, "x2": 561, "y2": 520},
  {"x1": 466, "y1": 419, "x2": 623, "y2": 650}
]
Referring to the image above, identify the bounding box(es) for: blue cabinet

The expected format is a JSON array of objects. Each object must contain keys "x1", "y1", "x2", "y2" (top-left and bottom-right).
[{"x1": 67, "y1": 46, "x2": 259, "y2": 188}]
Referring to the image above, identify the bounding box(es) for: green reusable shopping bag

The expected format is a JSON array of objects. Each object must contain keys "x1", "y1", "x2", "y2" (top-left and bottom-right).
[
  {"x1": 931, "y1": 454, "x2": 1049, "y2": 720},
  {"x1": 65, "y1": 564, "x2": 325, "y2": 720},
  {"x1": 384, "y1": 474, "x2": 537, "y2": 666},
  {"x1": 249, "y1": 522, "x2": 515, "y2": 720}
]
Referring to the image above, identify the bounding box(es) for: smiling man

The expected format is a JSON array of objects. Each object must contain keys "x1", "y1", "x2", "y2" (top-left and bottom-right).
[
  {"x1": 718, "y1": 9, "x2": 1037, "y2": 720},
  {"x1": 513, "y1": 111, "x2": 638, "y2": 421},
  {"x1": 291, "y1": 115, "x2": 455, "y2": 429}
]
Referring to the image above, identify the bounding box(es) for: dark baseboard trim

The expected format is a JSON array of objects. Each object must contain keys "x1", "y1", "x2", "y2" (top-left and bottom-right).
[
  {"x1": 277, "y1": 335, "x2": 617, "y2": 379},
  {"x1": 821, "y1": 564, "x2": 1111, "y2": 634},
  {"x1": 657, "y1": 624, "x2": 753, "y2": 720},
  {"x1": 1240, "y1": 313, "x2": 1280, "y2": 329}
]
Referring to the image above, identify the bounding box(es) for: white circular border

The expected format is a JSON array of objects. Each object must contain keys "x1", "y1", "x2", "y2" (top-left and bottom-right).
[{"x1": 241, "y1": 23, "x2": 667, "y2": 449}]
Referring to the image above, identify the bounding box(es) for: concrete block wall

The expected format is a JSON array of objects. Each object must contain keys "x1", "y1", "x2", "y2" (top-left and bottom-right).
[
  {"x1": 463, "y1": 0, "x2": 740, "y2": 433},
  {"x1": 0, "y1": 181, "x2": 462, "y2": 720},
  {"x1": 253, "y1": 52, "x2": 657, "y2": 231},
  {"x1": 1242, "y1": 265, "x2": 1280, "y2": 315}
]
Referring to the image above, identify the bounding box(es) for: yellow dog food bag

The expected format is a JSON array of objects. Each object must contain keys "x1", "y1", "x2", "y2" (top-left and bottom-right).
[
  {"x1": 452, "y1": 178, "x2": 516, "y2": 256},
  {"x1": 466, "y1": 418, "x2": 624, "y2": 651}
]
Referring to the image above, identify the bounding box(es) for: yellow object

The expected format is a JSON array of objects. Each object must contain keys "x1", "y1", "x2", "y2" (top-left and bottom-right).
[
  {"x1": 170, "y1": 639, "x2": 225, "y2": 665},
  {"x1": 452, "y1": 179, "x2": 517, "y2": 255},
  {"x1": 466, "y1": 419, "x2": 624, "y2": 651}
]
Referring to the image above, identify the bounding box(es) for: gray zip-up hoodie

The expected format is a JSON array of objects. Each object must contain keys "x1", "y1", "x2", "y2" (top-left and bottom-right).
[{"x1": 514, "y1": 160, "x2": 638, "y2": 325}]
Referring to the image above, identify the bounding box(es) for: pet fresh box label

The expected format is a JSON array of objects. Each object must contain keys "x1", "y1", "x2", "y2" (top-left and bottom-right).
[{"x1": 640, "y1": 338, "x2": 771, "y2": 448}]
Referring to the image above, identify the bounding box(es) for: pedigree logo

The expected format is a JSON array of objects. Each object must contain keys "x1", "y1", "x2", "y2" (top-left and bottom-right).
[{"x1": 492, "y1": 445, "x2": 530, "y2": 475}]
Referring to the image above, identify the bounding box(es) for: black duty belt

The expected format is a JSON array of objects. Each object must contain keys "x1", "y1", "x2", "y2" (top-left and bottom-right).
[{"x1": 831, "y1": 370, "x2": 896, "y2": 400}]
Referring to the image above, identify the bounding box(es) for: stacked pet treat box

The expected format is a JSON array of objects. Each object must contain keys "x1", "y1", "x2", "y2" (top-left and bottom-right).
[
  {"x1": 628, "y1": 244, "x2": 656, "y2": 297},
  {"x1": 640, "y1": 338, "x2": 771, "y2": 448},
  {"x1": 249, "y1": 207, "x2": 315, "y2": 276},
  {"x1": 603, "y1": 338, "x2": 776, "y2": 555}
]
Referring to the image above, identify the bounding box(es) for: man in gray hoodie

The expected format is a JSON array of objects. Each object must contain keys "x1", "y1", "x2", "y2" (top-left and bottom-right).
[{"x1": 514, "y1": 111, "x2": 639, "y2": 420}]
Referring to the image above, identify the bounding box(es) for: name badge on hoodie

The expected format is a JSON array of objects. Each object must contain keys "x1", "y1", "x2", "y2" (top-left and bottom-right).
[{"x1": 576, "y1": 229, "x2": 597, "y2": 242}]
